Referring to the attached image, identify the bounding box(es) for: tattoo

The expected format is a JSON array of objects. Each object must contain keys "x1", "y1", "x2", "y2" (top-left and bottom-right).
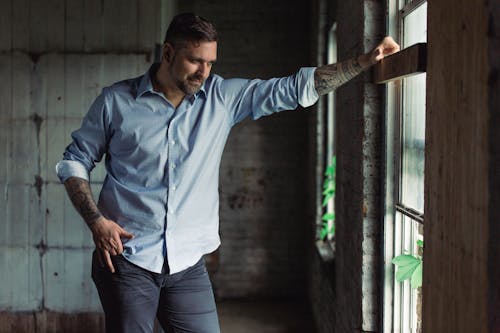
[
  {"x1": 64, "y1": 177, "x2": 103, "y2": 227},
  {"x1": 314, "y1": 58, "x2": 365, "y2": 95}
]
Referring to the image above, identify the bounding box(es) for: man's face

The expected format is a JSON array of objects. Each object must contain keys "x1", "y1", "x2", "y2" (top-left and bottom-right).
[{"x1": 167, "y1": 41, "x2": 217, "y2": 95}]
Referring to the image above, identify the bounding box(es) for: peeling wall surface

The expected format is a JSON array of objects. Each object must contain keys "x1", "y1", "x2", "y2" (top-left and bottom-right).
[
  {"x1": 0, "y1": 0, "x2": 164, "y2": 316},
  {"x1": 0, "y1": 0, "x2": 313, "y2": 324},
  {"x1": 0, "y1": 53, "x2": 150, "y2": 312}
]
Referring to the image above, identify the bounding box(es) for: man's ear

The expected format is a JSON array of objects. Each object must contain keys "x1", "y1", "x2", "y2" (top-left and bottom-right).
[{"x1": 163, "y1": 43, "x2": 174, "y2": 63}]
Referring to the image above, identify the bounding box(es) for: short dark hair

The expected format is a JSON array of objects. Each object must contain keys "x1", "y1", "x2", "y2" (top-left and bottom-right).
[{"x1": 164, "y1": 13, "x2": 217, "y2": 47}]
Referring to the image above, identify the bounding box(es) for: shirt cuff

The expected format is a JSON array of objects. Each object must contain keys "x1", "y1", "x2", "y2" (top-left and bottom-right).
[
  {"x1": 297, "y1": 67, "x2": 319, "y2": 108},
  {"x1": 55, "y1": 160, "x2": 90, "y2": 183}
]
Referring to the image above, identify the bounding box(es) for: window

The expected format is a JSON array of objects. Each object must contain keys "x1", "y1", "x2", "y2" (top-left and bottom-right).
[
  {"x1": 316, "y1": 23, "x2": 338, "y2": 259},
  {"x1": 382, "y1": 0, "x2": 427, "y2": 332},
  {"x1": 323, "y1": 23, "x2": 337, "y2": 244}
]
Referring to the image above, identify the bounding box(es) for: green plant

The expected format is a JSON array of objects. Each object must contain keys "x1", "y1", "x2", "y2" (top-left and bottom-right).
[
  {"x1": 320, "y1": 156, "x2": 336, "y2": 240},
  {"x1": 391, "y1": 240, "x2": 423, "y2": 289}
]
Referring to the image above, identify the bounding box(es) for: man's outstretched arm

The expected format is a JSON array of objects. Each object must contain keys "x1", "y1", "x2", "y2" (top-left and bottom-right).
[
  {"x1": 314, "y1": 36, "x2": 400, "y2": 95},
  {"x1": 64, "y1": 176, "x2": 133, "y2": 273}
]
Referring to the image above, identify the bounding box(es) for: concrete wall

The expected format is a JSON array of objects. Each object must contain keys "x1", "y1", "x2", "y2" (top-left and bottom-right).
[
  {"x1": 307, "y1": 0, "x2": 385, "y2": 332},
  {"x1": 0, "y1": 0, "x2": 168, "y2": 330}
]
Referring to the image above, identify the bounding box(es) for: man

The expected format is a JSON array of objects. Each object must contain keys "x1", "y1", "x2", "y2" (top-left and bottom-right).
[{"x1": 56, "y1": 12, "x2": 399, "y2": 333}]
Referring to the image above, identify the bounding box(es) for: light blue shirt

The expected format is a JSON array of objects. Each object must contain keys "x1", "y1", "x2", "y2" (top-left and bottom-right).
[{"x1": 56, "y1": 64, "x2": 319, "y2": 274}]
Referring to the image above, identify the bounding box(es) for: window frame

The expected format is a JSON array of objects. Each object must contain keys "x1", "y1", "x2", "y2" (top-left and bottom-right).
[
  {"x1": 324, "y1": 22, "x2": 337, "y2": 245},
  {"x1": 315, "y1": 21, "x2": 338, "y2": 261},
  {"x1": 380, "y1": 0, "x2": 427, "y2": 332}
]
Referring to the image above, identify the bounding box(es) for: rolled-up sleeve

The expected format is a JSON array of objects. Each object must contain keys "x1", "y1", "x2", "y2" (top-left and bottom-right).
[
  {"x1": 55, "y1": 160, "x2": 90, "y2": 183},
  {"x1": 55, "y1": 89, "x2": 111, "y2": 183},
  {"x1": 296, "y1": 67, "x2": 319, "y2": 108}
]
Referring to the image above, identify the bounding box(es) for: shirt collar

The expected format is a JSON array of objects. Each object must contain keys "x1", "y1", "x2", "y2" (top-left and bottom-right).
[{"x1": 135, "y1": 63, "x2": 207, "y2": 102}]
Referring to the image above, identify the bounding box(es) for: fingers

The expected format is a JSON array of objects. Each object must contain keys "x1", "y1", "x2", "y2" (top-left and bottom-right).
[
  {"x1": 113, "y1": 235, "x2": 123, "y2": 255},
  {"x1": 96, "y1": 237, "x2": 119, "y2": 256},
  {"x1": 372, "y1": 36, "x2": 400, "y2": 62},
  {"x1": 102, "y1": 250, "x2": 115, "y2": 273},
  {"x1": 373, "y1": 48, "x2": 383, "y2": 62},
  {"x1": 111, "y1": 227, "x2": 134, "y2": 254},
  {"x1": 382, "y1": 36, "x2": 400, "y2": 54},
  {"x1": 119, "y1": 228, "x2": 134, "y2": 240},
  {"x1": 92, "y1": 220, "x2": 133, "y2": 256},
  {"x1": 96, "y1": 248, "x2": 115, "y2": 273}
]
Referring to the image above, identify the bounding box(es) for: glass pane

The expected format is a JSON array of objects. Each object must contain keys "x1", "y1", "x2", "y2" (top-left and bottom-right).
[
  {"x1": 327, "y1": 24, "x2": 337, "y2": 161},
  {"x1": 326, "y1": 25, "x2": 337, "y2": 242},
  {"x1": 400, "y1": 73, "x2": 426, "y2": 212},
  {"x1": 394, "y1": 212, "x2": 424, "y2": 333},
  {"x1": 403, "y1": 2, "x2": 427, "y2": 47}
]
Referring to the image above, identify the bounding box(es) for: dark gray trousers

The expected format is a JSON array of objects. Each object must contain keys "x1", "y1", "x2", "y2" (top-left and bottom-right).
[{"x1": 91, "y1": 251, "x2": 220, "y2": 333}]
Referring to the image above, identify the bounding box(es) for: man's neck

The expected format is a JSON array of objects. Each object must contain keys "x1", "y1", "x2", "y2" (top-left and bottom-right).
[{"x1": 153, "y1": 64, "x2": 185, "y2": 108}]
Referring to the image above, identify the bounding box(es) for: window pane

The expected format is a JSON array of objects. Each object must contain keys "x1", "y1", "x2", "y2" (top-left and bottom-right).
[
  {"x1": 394, "y1": 212, "x2": 423, "y2": 333},
  {"x1": 400, "y1": 73, "x2": 426, "y2": 212},
  {"x1": 386, "y1": 1, "x2": 427, "y2": 333},
  {"x1": 325, "y1": 24, "x2": 337, "y2": 242},
  {"x1": 403, "y1": 2, "x2": 427, "y2": 47}
]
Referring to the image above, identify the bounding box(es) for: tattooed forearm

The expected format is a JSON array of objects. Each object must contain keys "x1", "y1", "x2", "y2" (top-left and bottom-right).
[
  {"x1": 64, "y1": 177, "x2": 103, "y2": 228},
  {"x1": 314, "y1": 58, "x2": 366, "y2": 95}
]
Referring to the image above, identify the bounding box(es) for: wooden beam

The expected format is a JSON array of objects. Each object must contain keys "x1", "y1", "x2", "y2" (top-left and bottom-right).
[{"x1": 374, "y1": 43, "x2": 427, "y2": 83}]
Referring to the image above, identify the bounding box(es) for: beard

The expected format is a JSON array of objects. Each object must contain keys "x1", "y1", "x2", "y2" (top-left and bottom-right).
[{"x1": 174, "y1": 74, "x2": 205, "y2": 95}]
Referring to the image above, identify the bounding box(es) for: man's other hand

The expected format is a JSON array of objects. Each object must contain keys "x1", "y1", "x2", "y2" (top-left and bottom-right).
[{"x1": 90, "y1": 217, "x2": 134, "y2": 273}]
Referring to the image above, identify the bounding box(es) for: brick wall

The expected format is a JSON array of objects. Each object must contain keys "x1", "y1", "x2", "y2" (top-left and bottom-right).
[{"x1": 176, "y1": 0, "x2": 314, "y2": 299}]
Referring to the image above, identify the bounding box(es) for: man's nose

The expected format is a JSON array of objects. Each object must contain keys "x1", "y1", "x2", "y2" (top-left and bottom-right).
[{"x1": 197, "y1": 63, "x2": 210, "y2": 77}]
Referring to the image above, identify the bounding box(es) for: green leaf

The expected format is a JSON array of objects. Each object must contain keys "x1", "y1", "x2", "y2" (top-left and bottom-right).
[
  {"x1": 330, "y1": 156, "x2": 336, "y2": 170},
  {"x1": 323, "y1": 179, "x2": 334, "y2": 189},
  {"x1": 319, "y1": 220, "x2": 335, "y2": 239},
  {"x1": 392, "y1": 254, "x2": 421, "y2": 282},
  {"x1": 320, "y1": 227, "x2": 328, "y2": 240},
  {"x1": 325, "y1": 166, "x2": 335, "y2": 176},
  {"x1": 322, "y1": 193, "x2": 333, "y2": 206},
  {"x1": 328, "y1": 224, "x2": 335, "y2": 236},
  {"x1": 417, "y1": 240, "x2": 424, "y2": 248},
  {"x1": 322, "y1": 213, "x2": 335, "y2": 221},
  {"x1": 391, "y1": 254, "x2": 416, "y2": 265},
  {"x1": 322, "y1": 187, "x2": 335, "y2": 196},
  {"x1": 410, "y1": 261, "x2": 423, "y2": 289}
]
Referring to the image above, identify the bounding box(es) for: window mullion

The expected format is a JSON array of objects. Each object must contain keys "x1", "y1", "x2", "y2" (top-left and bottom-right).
[
  {"x1": 400, "y1": 0, "x2": 427, "y2": 18},
  {"x1": 395, "y1": 203, "x2": 424, "y2": 224}
]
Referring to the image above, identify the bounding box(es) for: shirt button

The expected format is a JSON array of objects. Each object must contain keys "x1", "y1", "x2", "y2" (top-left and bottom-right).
[
  {"x1": 171, "y1": 163, "x2": 176, "y2": 169},
  {"x1": 172, "y1": 185, "x2": 177, "y2": 191},
  {"x1": 171, "y1": 140, "x2": 176, "y2": 145}
]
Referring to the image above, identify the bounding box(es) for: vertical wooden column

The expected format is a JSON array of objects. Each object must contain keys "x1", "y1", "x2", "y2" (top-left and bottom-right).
[{"x1": 424, "y1": 0, "x2": 492, "y2": 332}]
